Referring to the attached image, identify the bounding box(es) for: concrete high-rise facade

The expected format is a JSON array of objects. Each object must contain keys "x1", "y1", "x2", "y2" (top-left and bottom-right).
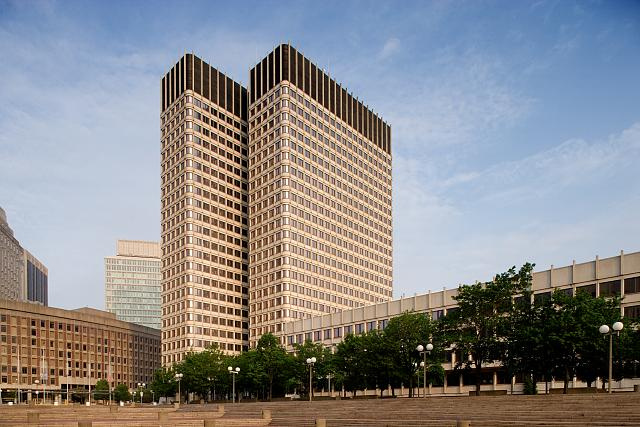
[
  {"x1": 160, "y1": 46, "x2": 393, "y2": 360},
  {"x1": 104, "y1": 240, "x2": 161, "y2": 329},
  {"x1": 0, "y1": 207, "x2": 24, "y2": 301},
  {"x1": 0, "y1": 207, "x2": 49, "y2": 306},
  {"x1": 160, "y1": 54, "x2": 250, "y2": 364},
  {"x1": 247, "y1": 45, "x2": 393, "y2": 346}
]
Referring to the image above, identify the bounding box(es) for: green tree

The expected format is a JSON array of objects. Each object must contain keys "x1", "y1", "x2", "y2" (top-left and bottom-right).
[
  {"x1": 113, "y1": 383, "x2": 131, "y2": 403},
  {"x1": 440, "y1": 264, "x2": 533, "y2": 396},
  {"x1": 150, "y1": 366, "x2": 177, "y2": 399},
  {"x1": 293, "y1": 340, "x2": 330, "y2": 398},
  {"x1": 177, "y1": 344, "x2": 226, "y2": 401},
  {"x1": 256, "y1": 333, "x2": 291, "y2": 400},
  {"x1": 382, "y1": 312, "x2": 437, "y2": 397},
  {"x1": 93, "y1": 379, "x2": 109, "y2": 401},
  {"x1": 334, "y1": 333, "x2": 366, "y2": 396}
]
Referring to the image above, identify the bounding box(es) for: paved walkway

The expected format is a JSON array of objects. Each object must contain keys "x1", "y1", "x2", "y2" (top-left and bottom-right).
[{"x1": 1, "y1": 392, "x2": 639, "y2": 426}]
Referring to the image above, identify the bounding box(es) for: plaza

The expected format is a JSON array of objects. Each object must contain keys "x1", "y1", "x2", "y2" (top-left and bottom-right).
[{"x1": 1, "y1": 392, "x2": 640, "y2": 426}]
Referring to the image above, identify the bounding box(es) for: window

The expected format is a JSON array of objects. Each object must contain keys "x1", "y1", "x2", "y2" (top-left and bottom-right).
[
  {"x1": 625, "y1": 276, "x2": 640, "y2": 294},
  {"x1": 576, "y1": 284, "x2": 596, "y2": 298},
  {"x1": 624, "y1": 305, "x2": 640, "y2": 320},
  {"x1": 333, "y1": 327, "x2": 342, "y2": 338},
  {"x1": 534, "y1": 292, "x2": 551, "y2": 304},
  {"x1": 600, "y1": 280, "x2": 621, "y2": 297}
]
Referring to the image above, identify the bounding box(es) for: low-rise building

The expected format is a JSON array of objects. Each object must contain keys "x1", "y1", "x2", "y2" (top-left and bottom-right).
[
  {"x1": 284, "y1": 250, "x2": 640, "y2": 394},
  {"x1": 0, "y1": 299, "x2": 161, "y2": 402}
]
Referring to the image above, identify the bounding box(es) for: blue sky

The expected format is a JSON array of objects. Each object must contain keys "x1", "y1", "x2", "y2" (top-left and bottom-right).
[{"x1": 1, "y1": 0, "x2": 639, "y2": 309}]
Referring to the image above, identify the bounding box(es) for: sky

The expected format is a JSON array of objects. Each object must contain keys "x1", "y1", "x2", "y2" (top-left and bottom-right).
[{"x1": 0, "y1": 0, "x2": 639, "y2": 309}]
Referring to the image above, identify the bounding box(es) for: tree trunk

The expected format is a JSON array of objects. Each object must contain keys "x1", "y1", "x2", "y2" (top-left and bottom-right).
[
  {"x1": 563, "y1": 367, "x2": 569, "y2": 394},
  {"x1": 475, "y1": 363, "x2": 482, "y2": 396}
]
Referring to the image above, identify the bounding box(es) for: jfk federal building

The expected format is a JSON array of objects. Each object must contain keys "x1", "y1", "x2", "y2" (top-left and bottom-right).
[{"x1": 161, "y1": 45, "x2": 393, "y2": 365}]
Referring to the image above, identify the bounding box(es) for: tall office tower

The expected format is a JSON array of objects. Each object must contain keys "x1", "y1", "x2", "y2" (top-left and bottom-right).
[
  {"x1": 248, "y1": 45, "x2": 393, "y2": 346},
  {"x1": 0, "y1": 207, "x2": 24, "y2": 301},
  {"x1": 104, "y1": 240, "x2": 161, "y2": 329},
  {"x1": 161, "y1": 54, "x2": 250, "y2": 365},
  {"x1": 24, "y1": 250, "x2": 48, "y2": 306}
]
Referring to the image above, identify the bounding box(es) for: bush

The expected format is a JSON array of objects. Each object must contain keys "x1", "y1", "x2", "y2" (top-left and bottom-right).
[
  {"x1": 523, "y1": 376, "x2": 537, "y2": 395},
  {"x1": 113, "y1": 383, "x2": 131, "y2": 402}
]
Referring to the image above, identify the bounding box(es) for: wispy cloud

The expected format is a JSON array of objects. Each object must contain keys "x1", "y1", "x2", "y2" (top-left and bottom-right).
[
  {"x1": 393, "y1": 122, "x2": 640, "y2": 293},
  {"x1": 378, "y1": 37, "x2": 400, "y2": 60}
]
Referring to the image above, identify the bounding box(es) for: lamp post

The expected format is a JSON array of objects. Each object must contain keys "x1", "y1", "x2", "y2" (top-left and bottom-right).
[
  {"x1": 416, "y1": 343, "x2": 433, "y2": 398},
  {"x1": 15, "y1": 379, "x2": 19, "y2": 404},
  {"x1": 175, "y1": 373, "x2": 183, "y2": 404},
  {"x1": 34, "y1": 380, "x2": 40, "y2": 404},
  {"x1": 137, "y1": 383, "x2": 145, "y2": 404},
  {"x1": 599, "y1": 322, "x2": 623, "y2": 394},
  {"x1": 306, "y1": 357, "x2": 316, "y2": 401},
  {"x1": 0, "y1": 387, "x2": 3, "y2": 405},
  {"x1": 326, "y1": 373, "x2": 333, "y2": 397},
  {"x1": 227, "y1": 366, "x2": 240, "y2": 403}
]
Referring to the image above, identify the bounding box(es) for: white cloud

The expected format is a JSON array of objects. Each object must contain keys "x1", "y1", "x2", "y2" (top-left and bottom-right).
[
  {"x1": 393, "y1": 122, "x2": 640, "y2": 295},
  {"x1": 378, "y1": 37, "x2": 400, "y2": 60}
]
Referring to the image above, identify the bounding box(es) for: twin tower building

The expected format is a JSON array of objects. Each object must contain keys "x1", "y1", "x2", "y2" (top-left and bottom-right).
[{"x1": 160, "y1": 45, "x2": 393, "y2": 366}]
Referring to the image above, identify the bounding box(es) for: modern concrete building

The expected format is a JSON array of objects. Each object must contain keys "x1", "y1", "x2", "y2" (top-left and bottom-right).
[
  {"x1": 160, "y1": 54, "x2": 250, "y2": 364},
  {"x1": 248, "y1": 45, "x2": 393, "y2": 347},
  {"x1": 0, "y1": 207, "x2": 24, "y2": 302},
  {"x1": 0, "y1": 207, "x2": 48, "y2": 306},
  {"x1": 0, "y1": 299, "x2": 160, "y2": 401},
  {"x1": 284, "y1": 250, "x2": 640, "y2": 394},
  {"x1": 160, "y1": 46, "x2": 393, "y2": 360},
  {"x1": 104, "y1": 240, "x2": 161, "y2": 329}
]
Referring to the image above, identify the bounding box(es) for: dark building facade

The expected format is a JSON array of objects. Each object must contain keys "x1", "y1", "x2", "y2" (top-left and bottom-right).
[{"x1": 25, "y1": 251, "x2": 48, "y2": 306}]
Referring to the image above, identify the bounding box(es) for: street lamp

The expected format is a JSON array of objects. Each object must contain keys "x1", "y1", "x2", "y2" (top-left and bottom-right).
[
  {"x1": 227, "y1": 366, "x2": 240, "y2": 403},
  {"x1": 306, "y1": 357, "x2": 316, "y2": 402},
  {"x1": 34, "y1": 380, "x2": 40, "y2": 405},
  {"x1": 325, "y1": 373, "x2": 333, "y2": 397},
  {"x1": 137, "y1": 383, "x2": 145, "y2": 404},
  {"x1": 175, "y1": 373, "x2": 183, "y2": 404},
  {"x1": 599, "y1": 321, "x2": 623, "y2": 394},
  {"x1": 416, "y1": 343, "x2": 433, "y2": 398}
]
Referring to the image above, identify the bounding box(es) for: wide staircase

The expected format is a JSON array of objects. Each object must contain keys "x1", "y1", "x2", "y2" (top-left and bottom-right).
[
  {"x1": 219, "y1": 393, "x2": 640, "y2": 426},
  {"x1": 1, "y1": 393, "x2": 639, "y2": 426}
]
